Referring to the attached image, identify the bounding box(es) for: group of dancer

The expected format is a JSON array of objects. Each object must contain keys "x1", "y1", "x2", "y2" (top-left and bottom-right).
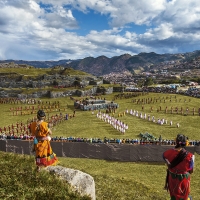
[
  {"x1": 0, "y1": 112, "x2": 68, "y2": 138},
  {"x1": 126, "y1": 109, "x2": 179, "y2": 127},
  {"x1": 96, "y1": 111, "x2": 128, "y2": 134},
  {"x1": 9, "y1": 103, "x2": 64, "y2": 116}
]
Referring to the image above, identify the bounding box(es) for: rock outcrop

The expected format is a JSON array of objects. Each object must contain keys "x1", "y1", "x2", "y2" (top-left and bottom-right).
[{"x1": 46, "y1": 166, "x2": 95, "y2": 200}]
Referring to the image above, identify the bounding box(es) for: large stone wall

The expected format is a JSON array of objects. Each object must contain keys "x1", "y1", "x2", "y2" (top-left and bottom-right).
[{"x1": 0, "y1": 87, "x2": 110, "y2": 98}]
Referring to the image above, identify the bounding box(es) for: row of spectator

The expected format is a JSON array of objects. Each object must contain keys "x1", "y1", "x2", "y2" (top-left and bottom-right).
[{"x1": 0, "y1": 134, "x2": 199, "y2": 146}]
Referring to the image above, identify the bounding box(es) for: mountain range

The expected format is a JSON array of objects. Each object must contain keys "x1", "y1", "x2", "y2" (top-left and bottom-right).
[{"x1": 1, "y1": 50, "x2": 200, "y2": 76}]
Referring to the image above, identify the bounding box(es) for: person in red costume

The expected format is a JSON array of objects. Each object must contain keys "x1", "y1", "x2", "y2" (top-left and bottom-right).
[{"x1": 163, "y1": 134, "x2": 194, "y2": 200}]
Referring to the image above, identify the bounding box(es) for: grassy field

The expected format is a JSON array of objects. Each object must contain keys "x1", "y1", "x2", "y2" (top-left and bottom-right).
[
  {"x1": 0, "y1": 92, "x2": 200, "y2": 199},
  {"x1": 1, "y1": 92, "x2": 200, "y2": 140},
  {"x1": 1, "y1": 152, "x2": 199, "y2": 199}
]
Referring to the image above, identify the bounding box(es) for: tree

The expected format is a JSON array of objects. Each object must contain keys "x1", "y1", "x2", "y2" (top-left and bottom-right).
[
  {"x1": 144, "y1": 77, "x2": 154, "y2": 86},
  {"x1": 137, "y1": 79, "x2": 145, "y2": 87}
]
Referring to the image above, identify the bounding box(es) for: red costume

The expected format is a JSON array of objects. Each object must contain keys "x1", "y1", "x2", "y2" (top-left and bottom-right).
[{"x1": 163, "y1": 148, "x2": 194, "y2": 200}]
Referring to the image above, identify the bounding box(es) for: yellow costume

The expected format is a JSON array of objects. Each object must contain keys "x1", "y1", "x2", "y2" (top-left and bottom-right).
[{"x1": 30, "y1": 120, "x2": 58, "y2": 167}]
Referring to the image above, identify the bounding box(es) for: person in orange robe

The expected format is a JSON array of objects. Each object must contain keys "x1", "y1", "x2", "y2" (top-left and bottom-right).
[{"x1": 30, "y1": 110, "x2": 58, "y2": 171}]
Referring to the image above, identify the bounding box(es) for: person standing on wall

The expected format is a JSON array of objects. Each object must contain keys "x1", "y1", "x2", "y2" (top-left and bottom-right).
[
  {"x1": 30, "y1": 110, "x2": 58, "y2": 171},
  {"x1": 163, "y1": 134, "x2": 194, "y2": 200}
]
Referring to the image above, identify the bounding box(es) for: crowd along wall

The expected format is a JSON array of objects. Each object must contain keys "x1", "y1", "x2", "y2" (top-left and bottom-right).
[{"x1": 0, "y1": 140, "x2": 199, "y2": 162}]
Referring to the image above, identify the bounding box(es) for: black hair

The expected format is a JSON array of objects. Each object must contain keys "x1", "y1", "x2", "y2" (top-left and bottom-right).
[
  {"x1": 175, "y1": 134, "x2": 187, "y2": 148},
  {"x1": 37, "y1": 110, "x2": 46, "y2": 120}
]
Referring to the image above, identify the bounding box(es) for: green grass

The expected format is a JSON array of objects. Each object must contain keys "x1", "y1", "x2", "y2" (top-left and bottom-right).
[
  {"x1": 1, "y1": 92, "x2": 200, "y2": 199},
  {"x1": 0, "y1": 151, "x2": 90, "y2": 200},
  {"x1": 61, "y1": 68, "x2": 92, "y2": 76},
  {"x1": 59, "y1": 155, "x2": 200, "y2": 200},
  {"x1": 0, "y1": 67, "x2": 52, "y2": 76},
  {"x1": 0, "y1": 67, "x2": 92, "y2": 77},
  {"x1": 1, "y1": 151, "x2": 199, "y2": 200}
]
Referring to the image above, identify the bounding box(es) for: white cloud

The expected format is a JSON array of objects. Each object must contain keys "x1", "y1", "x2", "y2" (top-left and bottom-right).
[
  {"x1": 1, "y1": 0, "x2": 200, "y2": 60},
  {"x1": 34, "y1": 0, "x2": 165, "y2": 27},
  {"x1": 145, "y1": 23, "x2": 174, "y2": 40},
  {"x1": 107, "y1": 0, "x2": 166, "y2": 27},
  {"x1": 158, "y1": 0, "x2": 200, "y2": 32},
  {"x1": 44, "y1": 8, "x2": 78, "y2": 29}
]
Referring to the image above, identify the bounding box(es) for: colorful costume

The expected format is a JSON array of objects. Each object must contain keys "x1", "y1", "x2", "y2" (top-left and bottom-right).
[
  {"x1": 30, "y1": 121, "x2": 58, "y2": 167},
  {"x1": 163, "y1": 148, "x2": 194, "y2": 200}
]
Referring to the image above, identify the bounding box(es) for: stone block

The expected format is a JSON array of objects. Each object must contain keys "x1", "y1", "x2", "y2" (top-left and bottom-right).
[{"x1": 46, "y1": 166, "x2": 95, "y2": 200}]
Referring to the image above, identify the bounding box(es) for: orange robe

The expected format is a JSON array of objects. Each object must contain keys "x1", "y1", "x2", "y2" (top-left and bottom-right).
[{"x1": 30, "y1": 121, "x2": 58, "y2": 167}]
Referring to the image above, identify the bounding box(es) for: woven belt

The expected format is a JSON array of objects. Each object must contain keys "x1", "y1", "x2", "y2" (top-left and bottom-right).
[{"x1": 168, "y1": 170, "x2": 190, "y2": 180}]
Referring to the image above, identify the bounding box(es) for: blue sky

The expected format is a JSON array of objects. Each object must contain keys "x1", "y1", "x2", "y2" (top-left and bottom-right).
[{"x1": 0, "y1": 0, "x2": 200, "y2": 61}]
